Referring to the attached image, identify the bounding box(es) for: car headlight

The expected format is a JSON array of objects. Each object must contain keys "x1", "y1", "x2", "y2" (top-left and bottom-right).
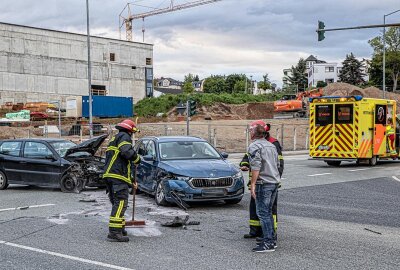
[
  {"x1": 233, "y1": 171, "x2": 243, "y2": 179},
  {"x1": 176, "y1": 176, "x2": 191, "y2": 181}
]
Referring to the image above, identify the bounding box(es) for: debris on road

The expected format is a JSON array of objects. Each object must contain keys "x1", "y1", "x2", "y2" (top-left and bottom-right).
[{"x1": 161, "y1": 216, "x2": 200, "y2": 229}]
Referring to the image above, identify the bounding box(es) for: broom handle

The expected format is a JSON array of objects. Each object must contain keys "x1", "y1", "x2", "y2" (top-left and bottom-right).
[{"x1": 132, "y1": 166, "x2": 137, "y2": 221}]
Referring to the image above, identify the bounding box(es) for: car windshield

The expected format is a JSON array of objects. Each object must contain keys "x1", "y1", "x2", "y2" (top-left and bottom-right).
[
  {"x1": 50, "y1": 141, "x2": 76, "y2": 157},
  {"x1": 159, "y1": 141, "x2": 221, "y2": 160}
]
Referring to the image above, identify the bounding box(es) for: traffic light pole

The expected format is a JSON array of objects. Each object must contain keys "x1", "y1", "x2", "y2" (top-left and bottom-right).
[
  {"x1": 186, "y1": 100, "x2": 190, "y2": 136},
  {"x1": 317, "y1": 22, "x2": 400, "y2": 36}
]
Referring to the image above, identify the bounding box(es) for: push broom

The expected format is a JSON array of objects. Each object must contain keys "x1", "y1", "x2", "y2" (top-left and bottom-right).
[{"x1": 125, "y1": 164, "x2": 146, "y2": 227}]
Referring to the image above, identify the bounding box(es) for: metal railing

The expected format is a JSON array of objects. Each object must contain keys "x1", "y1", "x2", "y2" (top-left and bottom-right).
[{"x1": 12, "y1": 122, "x2": 309, "y2": 153}]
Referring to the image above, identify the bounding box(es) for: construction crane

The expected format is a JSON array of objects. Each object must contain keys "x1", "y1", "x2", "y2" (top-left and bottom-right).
[{"x1": 119, "y1": 0, "x2": 222, "y2": 42}]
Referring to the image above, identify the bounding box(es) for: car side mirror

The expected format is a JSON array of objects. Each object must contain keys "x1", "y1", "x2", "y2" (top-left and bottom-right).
[
  {"x1": 143, "y1": 154, "x2": 155, "y2": 162},
  {"x1": 220, "y1": 152, "x2": 229, "y2": 159}
]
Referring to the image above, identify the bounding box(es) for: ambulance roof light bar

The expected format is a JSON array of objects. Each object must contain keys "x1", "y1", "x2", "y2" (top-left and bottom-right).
[{"x1": 309, "y1": 95, "x2": 363, "y2": 102}]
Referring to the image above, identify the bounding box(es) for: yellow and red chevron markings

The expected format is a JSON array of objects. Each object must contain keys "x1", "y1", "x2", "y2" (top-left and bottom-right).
[
  {"x1": 358, "y1": 139, "x2": 372, "y2": 158},
  {"x1": 334, "y1": 124, "x2": 354, "y2": 152}
]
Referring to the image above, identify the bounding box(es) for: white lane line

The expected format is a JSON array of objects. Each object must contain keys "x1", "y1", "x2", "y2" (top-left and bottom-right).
[
  {"x1": 392, "y1": 176, "x2": 400, "y2": 183},
  {"x1": 348, "y1": 168, "x2": 371, "y2": 172},
  {"x1": 0, "y1": 240, "x2": 134, "y2": 270},
  {"x1": 307, "y1": 173, "x2": 332, "y2": 177},
  {"x1": 0, "y1": 204, "x2": 55, "y2": 213}
]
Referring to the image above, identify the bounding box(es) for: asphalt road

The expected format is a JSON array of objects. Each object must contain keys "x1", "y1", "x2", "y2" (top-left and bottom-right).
[{"x1": 1, "y1": 154, "x2": 400, "y2": 270}]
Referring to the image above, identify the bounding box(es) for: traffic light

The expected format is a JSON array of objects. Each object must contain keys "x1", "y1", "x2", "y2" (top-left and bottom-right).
[
  {"x1": 189, "y1": 100, "x2": 197, "y2": 116},
  {"x1": 317, "y1": 20, "x2": 325, "y2": 41}
]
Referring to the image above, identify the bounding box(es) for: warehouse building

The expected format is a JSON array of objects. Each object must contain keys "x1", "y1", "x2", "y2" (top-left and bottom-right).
[{"x1": 0, "y1": 22, "x2": 154, "y2": 106}]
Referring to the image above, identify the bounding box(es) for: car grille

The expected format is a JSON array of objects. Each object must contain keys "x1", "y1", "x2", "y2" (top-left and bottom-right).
[{"x1": 190, "y1": 177, "x2": 233, "y2": 188}]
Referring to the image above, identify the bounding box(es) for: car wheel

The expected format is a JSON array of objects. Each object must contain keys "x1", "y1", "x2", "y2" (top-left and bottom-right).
[
  {"x1": 326, "y1": 161, "x2": 341, "y2": 167},
  {"x1": 155, "y1": 181, "x2": 168, "y2": 206},
  {"x1": 224, "y1": 198, "x2": 242, "y2": 205},
  {"x1": 0, "y1": 171, "x2": 9, "y2": 190},
  {"x1": 369, "y1": 156, "x2": 377, "y2": 166},
  {"x1": 60, "y1": 175, "x2": 84, "y2": 193}
]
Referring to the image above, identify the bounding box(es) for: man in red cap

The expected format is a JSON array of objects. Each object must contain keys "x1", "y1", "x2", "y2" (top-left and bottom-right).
[
  {"x1": 240, "y1": 121, "x2": 284, "y2": 242},
  {"x1": 103, "y1": 119, "x2": 141, "y2": 242}
]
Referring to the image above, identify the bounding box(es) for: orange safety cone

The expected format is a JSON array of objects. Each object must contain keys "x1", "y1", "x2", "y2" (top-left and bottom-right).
[{"x1": 125, "y1": 168, "x2": 146, "y2": 227}]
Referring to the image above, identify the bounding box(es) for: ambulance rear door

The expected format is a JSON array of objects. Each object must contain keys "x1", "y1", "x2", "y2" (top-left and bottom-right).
[
  {"x1": 373, "y1": 104, "x2": 387, "y2": 155},
  {"x1": 333, "y1": 103, "x2": 356, "y2": 158}
]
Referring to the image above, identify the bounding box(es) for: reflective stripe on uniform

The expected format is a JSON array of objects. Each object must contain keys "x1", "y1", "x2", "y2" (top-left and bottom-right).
[
  {"x1": 116, "y1": 201, "x2": 124, "y2": 218},
  {"x1": 118, "y1": 141, "x2": 132, "y2": 149},
  {"x1": 108, "y1": 223, "x2": 123, "y2": 228},
  {"x1": 278, "y1": 155, "x2": 284, "y2": 160},
  {"x1": 273, "y1": 214, "x2": 278, "y2": 232},
  {"x1": 249, "y1": 219, "x2": 261, "y2": 226},
  {"x1": 133, "y1": 155, "x2": 140, "y2": 164},
  {"x1": 102, "y1": 173, "x2": 131, "y2": 184},
  {"x1": 109, "y1": 216, "x2": 124, "y2": 222},
  {"x1": 240, "y1": 161, "x2": 249, "y2": 166}
]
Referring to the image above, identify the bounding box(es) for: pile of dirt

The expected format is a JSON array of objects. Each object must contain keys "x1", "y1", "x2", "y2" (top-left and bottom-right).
[
  {"x1": 323, "y1": 83, "x2": 400, "y2": 102},
  {"x1": 0, "y1": 127, "x2": 37, "y2": 139}
]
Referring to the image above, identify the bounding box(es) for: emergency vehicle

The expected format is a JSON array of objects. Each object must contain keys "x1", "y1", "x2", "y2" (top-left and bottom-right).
[{"x1": 309, "y1": 96, "x2": 398, "y2": 166}]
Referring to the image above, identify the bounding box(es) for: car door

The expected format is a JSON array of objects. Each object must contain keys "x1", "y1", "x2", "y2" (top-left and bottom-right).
[
  {"x1": 20, "y1": 141, "x2": 61, "y2": 186},
  {"x1": 0, "y1": 141, "x2": 23, "y2": 182},
  {"x1": 143, "y1": 140, "x2": 159, "y2": 193},
  {"x1": 134, "y1": 139, "x2": 149, "y2": 191}
]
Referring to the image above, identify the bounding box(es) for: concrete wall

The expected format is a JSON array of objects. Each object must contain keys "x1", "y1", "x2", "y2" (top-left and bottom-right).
[{"x1": 0, "y1": 22, "x2": 153, "y2": 106}]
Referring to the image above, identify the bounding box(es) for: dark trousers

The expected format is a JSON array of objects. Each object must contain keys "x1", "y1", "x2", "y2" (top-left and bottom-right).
[
  {"x1": 106, "y1": 179, "x2": 129, "y2": 233},
  {"x1": 249, "y1": 190, "x2": 278, "y2": 239}
]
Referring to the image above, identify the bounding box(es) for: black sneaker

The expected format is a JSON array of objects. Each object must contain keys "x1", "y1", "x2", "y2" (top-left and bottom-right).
[
  {"x1": 252, "y1": 242, "x2": 275, "y2": 253},
  {"x1": 256, "y1": 238, "x2": 277, "y2": 248}
]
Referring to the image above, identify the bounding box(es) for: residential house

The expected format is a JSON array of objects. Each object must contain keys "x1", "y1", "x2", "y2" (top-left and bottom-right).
[{"x1": 155, "y1": 77, "x2": 183, "y2": 90}]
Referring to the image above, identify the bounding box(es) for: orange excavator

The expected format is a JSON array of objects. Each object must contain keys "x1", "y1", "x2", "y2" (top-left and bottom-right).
[{"x1": 273, "y1": 88, "x2": 323, "y2": 118}]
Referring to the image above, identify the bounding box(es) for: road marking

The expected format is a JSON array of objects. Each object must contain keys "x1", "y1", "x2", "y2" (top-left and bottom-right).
[
  {"x1": 0, "y1": 240, "x2": 134, "y2": 270},
  {"x1": 0, "y1": 204, "x2": 55, "y2": 213},
  {"x1": 307, "y1": 173, "x2": 332, "y2": 177},
  {"x1": 392, "y1": 176, "x2": 400, "y2": 183},
  {"x1": 348, "y1": 168, "x2": 371, "y2": 172}
]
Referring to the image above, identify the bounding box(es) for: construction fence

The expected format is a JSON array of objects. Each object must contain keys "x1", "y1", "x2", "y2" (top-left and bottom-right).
[{"x1": 26, "y1": 122, "x2": 309, "y2": 153}]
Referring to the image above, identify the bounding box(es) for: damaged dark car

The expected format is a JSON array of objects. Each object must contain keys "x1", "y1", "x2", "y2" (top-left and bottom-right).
[
  {"x1": 134, "y1": 136, "x2": 245, "y2": 206},
  {"x1": 0, "y1": 135, "x2": 108, "y2": 193}
]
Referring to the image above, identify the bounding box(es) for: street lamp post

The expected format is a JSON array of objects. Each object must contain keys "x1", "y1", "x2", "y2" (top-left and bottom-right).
[
  {"x1": 383, "y1": 9, "x2": 400, "y2": 98},
  {"x1": 86, "y1": 0, "x2": 93, "y2": 138},
  {"x1": 250, "y1": 75, "x2": 253, "y2": 94}
]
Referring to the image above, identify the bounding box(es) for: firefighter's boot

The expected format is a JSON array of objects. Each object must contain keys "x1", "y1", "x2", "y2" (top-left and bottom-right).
[
  {"x1": 107, "y1": 230, "x2": 129, "y2": 242},
  {"x1": 122, "y1": 228, "x2": 128, "y2": 236}
]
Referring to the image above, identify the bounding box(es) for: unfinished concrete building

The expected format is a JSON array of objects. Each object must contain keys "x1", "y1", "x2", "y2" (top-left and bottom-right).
[{"x1": 0, "y1": 22, "x2": 154, "y2": 106}]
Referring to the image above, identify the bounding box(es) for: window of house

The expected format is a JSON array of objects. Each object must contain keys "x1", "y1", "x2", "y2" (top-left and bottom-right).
[
  {"x1": 325, "y1": 79, "x2": 334, "y2": 84},
  {"x1": 325, "y1": 66, "x2": 334, "y2": 72},
  {"x1": 110, "y1": 53, "x2": 115, "y2": 61},
  {"x1": 91, "y1": 85, "x2": 107, "y2": 96},
  {"x1": 146, "y1": 58, "x2": 152, "y2": 65}
]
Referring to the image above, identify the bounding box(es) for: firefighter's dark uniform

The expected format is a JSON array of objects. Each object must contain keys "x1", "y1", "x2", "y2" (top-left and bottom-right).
[
  {"x1": 103, "y1": 130, "x2": 140, "y2": 239},
  {"x1": 241, "y1": 136, "x2": 284, "y2": 238}
]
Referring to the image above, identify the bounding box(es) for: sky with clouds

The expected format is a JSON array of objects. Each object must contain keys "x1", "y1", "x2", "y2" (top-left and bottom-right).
[{"x1": 1, "y1": 0, "x2": 399, "y2": 87}]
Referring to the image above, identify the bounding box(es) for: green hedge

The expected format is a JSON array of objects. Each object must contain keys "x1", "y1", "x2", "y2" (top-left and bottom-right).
[{"x1": 135, "y1": 92, "x2": 286, "y2": 117}]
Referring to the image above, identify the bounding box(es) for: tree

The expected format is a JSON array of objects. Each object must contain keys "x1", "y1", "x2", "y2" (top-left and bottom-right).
[
  {"x1": 233, "y1": 80, "x2": 246, "y2": 93},
  {"x1": 316, "y1": 81, "x2": 327, "y2": 88},
  {"x1": 183, "y1": 73, "x2": 195, "y2": 94},
  {"x1": 226, "y1": 74, "x2": 250, "y2": 93},
  {"x1": 368, "y1": 27, "x2": 400, "y2": 91},
  {"x1": 203, "y1": 75, "x2": 227, "y2": 93},
  {"x1": 286, "y1": 58, "x2": 308, "y2": 92},
  {"x1": 338, "y1": 53, "x2": 366, "y2": 86},
  {"x1": 258, "y1": 73, "x2": 272, "y2": 91},
  {"x1": 193, "y1": 75, "x2": 200, "y2": 82}
]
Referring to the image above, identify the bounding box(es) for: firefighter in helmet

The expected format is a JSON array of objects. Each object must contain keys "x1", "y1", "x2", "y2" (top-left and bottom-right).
[
  {"x1": 240, "y1": 120, "x2": 284, "y2": 240},
  {"x1": 103, "y1": 119, "x2": 141, "y2": 242}
]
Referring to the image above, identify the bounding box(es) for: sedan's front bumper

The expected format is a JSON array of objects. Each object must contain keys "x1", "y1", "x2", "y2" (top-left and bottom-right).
[{"x1": 162, "y1": 177, "x2": 245, "y2": 203}]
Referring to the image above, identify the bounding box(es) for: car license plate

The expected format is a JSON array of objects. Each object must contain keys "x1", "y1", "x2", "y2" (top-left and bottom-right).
[{"x1": 202, "y1": 189, "x2": 226, "y2": 196}]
